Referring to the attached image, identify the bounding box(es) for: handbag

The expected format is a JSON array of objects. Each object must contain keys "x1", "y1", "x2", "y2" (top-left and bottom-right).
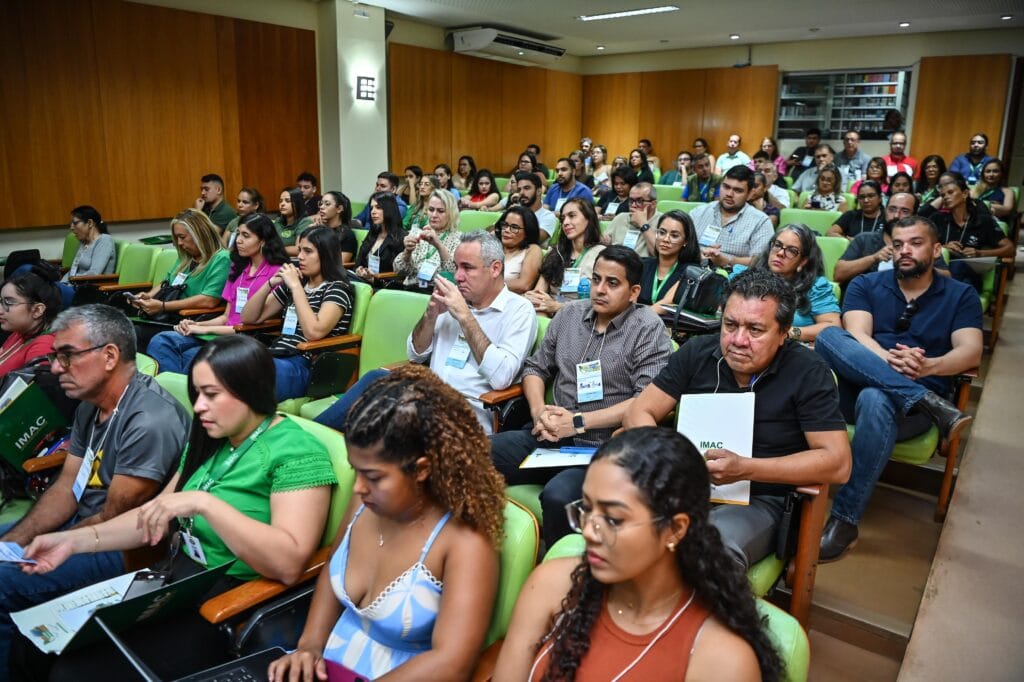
[
  {"x1": 675, "y1": 265, "x2": 728, "y2": 315},
  {"x1": 142, "y1": 281, "x2": 187, "y2": 324}
]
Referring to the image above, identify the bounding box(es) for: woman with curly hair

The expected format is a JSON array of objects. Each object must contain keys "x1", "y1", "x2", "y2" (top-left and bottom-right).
[
  {"x1": 493, "y1": 428, "x2": 782, "y2": 682},
  {"x1": 269, "y1": 364, "x2": 507, "y2": 682}
]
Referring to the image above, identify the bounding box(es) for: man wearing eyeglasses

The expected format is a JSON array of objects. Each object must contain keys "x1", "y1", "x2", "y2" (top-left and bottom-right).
[
  {"x1": 0, "y1": 305, "x2": 189, "y2": 672},
  {"x1": 882, "y1": 131, "x2": 918, "y2": 177},
  {"x1": 835, "y1": 130, "x2": 872, "y2": 183},
  {"x1": 815, "y1": 216, "x2": 982, "y2": 561},
  {"x1": 792, "y1": 144, "x2": 839, "y2": 193},
  {"x1": 605, "y1": 182, "x2": 663, "y2": 257}
]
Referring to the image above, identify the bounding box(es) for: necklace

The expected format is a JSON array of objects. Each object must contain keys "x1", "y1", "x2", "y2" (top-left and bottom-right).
[
  {"x1": 610, "y1": 588, "x2": 684, "y2": 619},
  {"x1": 376, "y1": 505, "x2": 430, "y2": 548}
]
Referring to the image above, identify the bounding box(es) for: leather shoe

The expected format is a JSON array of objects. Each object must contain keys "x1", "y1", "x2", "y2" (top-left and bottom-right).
[
  {"x1": 819, "y1": 516, "x2": 859, "y2": 563},
  {"x1": 915, "y1": 390, "x2": 972, "y2": 442}
]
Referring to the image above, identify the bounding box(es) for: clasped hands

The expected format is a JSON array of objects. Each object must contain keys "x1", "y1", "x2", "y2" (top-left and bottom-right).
[
  {"x1": 886, "y1": 343, "x2": 933, "y2": 380},
  {"x1": 531, "y1": 406, "x2": 575, "y2": 442}
]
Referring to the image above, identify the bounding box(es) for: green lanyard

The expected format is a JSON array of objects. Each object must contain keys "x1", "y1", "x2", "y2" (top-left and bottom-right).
[
  {"x1": 572, "y1": 246, "x2": 594, "y2": 268},
  {"x1": 653, "y1": 263, "x2": 678, "y2": 302},
  {"x1": 195, "y1": 416, "x2": 274, "y2": 492}
]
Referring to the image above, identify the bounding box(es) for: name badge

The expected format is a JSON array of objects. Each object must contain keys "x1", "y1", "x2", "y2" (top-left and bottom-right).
[
  {"x1": 72, "y1": 447, "x2": 97, "y2": 501},
  {"x1": 234, "y1": 287, "x2": 249, "y2": 314},
  {"x1": 181, "y1": 530, "x2": 208, "y2": 566},
  {"x1": 555, "y1": 197, "x2": 568, "y2": 212},
  {"x1": 606, "y1": 201, "x2": 620, "y2": 214},
  {"x1": 673, "y1": 181, "x2": 683, "y2": 187},
  {"x1": 878, "y1": 259, "x2": 894, "y2": 272},
  {"x1": 368, "y1": 254, "x2": 381, "y2": 275},
  {"x1": 227, "y1": 232, "x2": 237, "y2": 250},
  {"x1": 445, "y1": 335, "x2": 472, "y2": 369},
  {"x1": 576, "y1": 360, "x2": 604, "y2": 403},
  {"x1": 561, "y1": 268, "x2": 581, "y2": 293},
  {"x1": 282, "y1": 305, "x2": 299, "y2": 335},
  {"x1": 171, "y1": 271, "x2": 188, "y2": 287},
  {"x1": 699, "y1": 225, "x2": 722, "y2": 247},
  {"x1": 417, "y1": 261, "x2": 438, "y2": 288},
  {"x1": 802, "y1": 155, "x2": 813, "y2": 168},
  {"x1": 622, "y1": 229, "x2": 641, "y2": 250}
]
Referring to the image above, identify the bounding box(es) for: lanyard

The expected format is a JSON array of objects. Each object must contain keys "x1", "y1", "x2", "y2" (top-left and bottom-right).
[
  {"x1": 195, "y1": 416, "x2": 274, "y2": 492},
  {"x1": 572, "y1": 246, "x2": 593, "y2": 268},
  {"x1": 653, "y1": 263, "x2": 678, "y2": 302},
  {"x1": 86, "y1": 382, "x2": 132, "y2": 461},
  {"x1": 860, "y1": 212, "x2": 882, "y2": 234},
  {"x1": 699, "y1": 180, "x2": 711, "y2": 201},
  {"x1": 577, "y1": 317, "x2": 609, "y2": 365}
]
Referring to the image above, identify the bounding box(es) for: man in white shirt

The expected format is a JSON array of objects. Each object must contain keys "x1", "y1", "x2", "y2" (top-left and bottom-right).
[
  {"x1": 715, "y1": 134, "x2": 751, "y2": 173},
  {"x1": 754, "y1": 155, "x2": 791, "y2": 208},
  {"x1": 515, "y1": 172, "x2": 556, "y2": 242},
  {"x1": 409, "y1": 231, "x2": 538, "y2": 433}
]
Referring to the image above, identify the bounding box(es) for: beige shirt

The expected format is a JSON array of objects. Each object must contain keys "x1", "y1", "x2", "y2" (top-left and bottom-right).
[{"x1": 607, "y1": 210, "x2": 664, "y2": 258}]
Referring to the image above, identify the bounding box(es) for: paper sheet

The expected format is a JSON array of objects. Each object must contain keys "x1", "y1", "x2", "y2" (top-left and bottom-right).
[
  {"x1": 0, "y1": 542, "x2": 36, "y2": 564},
  {"x1": 676, "y1": 393, "x2": 755, "y2": 505}
]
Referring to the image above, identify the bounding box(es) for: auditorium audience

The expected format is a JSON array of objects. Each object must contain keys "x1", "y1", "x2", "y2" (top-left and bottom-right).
[
  {"x1": 393, "y1": 189, "x2": 462, "y2": 288},
  {"x1": 590, "y1": 144, "x2": 612, "y2": 190},
  {"x1": 296, "y1": 171, "x2": 321, "y2": 217},
  {"x1": 503, "y1": 151, "x2": 546, "y2": 194},
  {"x1": 569, "y1": 150, "x2": 595, "y2": 189},
  {"x1": 459, "y1": 168, "x2": 501, "y2": 210},
  {"x1": 792, "y1": 144, "x2": 838, "y2": 193},
  {"x1": 971, "y1": 158, "x2": 1014, "y2": 219},
  {"x1": 434, "y1": 163, "x2": 462, "y2": 199},
  {"x1": 527, "y1": 198, "x2": 605, "y2": 317},
  {"x1": 949, "y1": 133, "x2": 994, "y2": 184},
  {"x1": 747, "y1": 172, "x2": 780, "y2": 228},
  {"x1": 681, "y1": 153, "x2": 722, "y2": 202},
  {"x1": 606, "y1": 182, "x2": 663, "y2": 258},
  {"x1": 883, "y1": 131, "x2": 917, "y2": 177},
  {"x1": 754, "y1": 154, "x2": 792, "y2": 207},
  {"x1": 274, "y1": 186, "x2": 313, "y2": 256},
  {"x1": 354, "y1": 192, "x2": 407, "y2": 281},
  {"x1": 0, "y1": 266, "x2": 61, "y2": 377},
  {"x1": 314, "y1": 191, "x2": 357, "y2": 262},
  {"x1": 658, "y1": 150, "x2": 692, "y2": 187},
  {"x1": 397, "y1": 164, "x2": 423, "y2": 205},
  {"x1": 595, "y1": 167, "x2": 634, "y2": 221},
  {"x1": 831, "y1": 180, "x2": 885, "y2": 238},
  {"x1": 886, "y1": 172, "x2": 914, "y2": 202},
  {"x1": 836, "y1": 130, "x2": 872, "y2": 183},
  {"x1": 628, "y1": 148, "x2": 656, "y2": 184},
  {"x1": 758, "y1": 136, "x2": 788, "y2": 176},
  {"x1": 638, "y1": 138, "x2": 661, "y2": 170},
  {"x1": 639, "y1": 209, "x2": 701, "y2": 312},
  {"x1": 715, "y1": 134, "x2": 751, "y2": 173},
  {"x1": 194, "y1": 173, "x2": 236, "y2": 232},
  {"x1": 221, "y1": 187, "x2": 265, "y2": 247},
  {"x1": 405, "y1": 174, "x2": 440, "y2": 231},
  {"x1": 803, "y1": 165, "x2": 848, "y2": 212},
  {"x1": 454, "y1": 154, "x2": 477, "y2": 191},
  {"x1": 690, "y1": 166, "x2": 774, "y2": 268},
  {"x1": 497, "y1": 206, "x2": 543, "y2": 294},
  {"x1": 914, "y1": 155, "x2": 946, "y2": 205},
  {"x1": 515, "y1": 171, "x2": 557, "y2": 242},
  {"x1": 786, "y1": 128, "x2": 822, "y2": 181},
  {"x1": 526, "y1": 143, "x2": 550, "y2": 179},
  {"x1": 62, "y1": 205, "x2": 115, "y2": 283}
]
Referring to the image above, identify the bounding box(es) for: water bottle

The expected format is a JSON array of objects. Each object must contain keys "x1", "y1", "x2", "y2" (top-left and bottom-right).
[{"x1": 577, "y1": 277, "x2": 591, "y2": 300}]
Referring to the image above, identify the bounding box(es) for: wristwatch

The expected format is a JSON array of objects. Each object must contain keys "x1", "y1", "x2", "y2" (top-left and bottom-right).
[
  {"x1": 639, "y1": 223, "x2": 650, "y2": 233},
  {"x1": 573, "y1": 412, "x2": 586, "y2": 435},
  {"x1": 789, "y1": 326, "x2": 802, "y2": 341}
]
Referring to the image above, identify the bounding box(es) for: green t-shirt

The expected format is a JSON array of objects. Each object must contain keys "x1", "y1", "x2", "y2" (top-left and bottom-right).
[
  {"x1": 225, "y1": 216, "x2": 241, "y2": 233},
  {"x1": 206, "y1": 201, "x2": 237, "y2": 231},
  {"x1": 273, "y1": 216, "x2": 314, "y2": 247},
  {"x1": 179, "y1": 416, "x2": 337, "y2": 580},
  {"x1": 168, "y1": 249, "x2": 231, "y2": 299}
]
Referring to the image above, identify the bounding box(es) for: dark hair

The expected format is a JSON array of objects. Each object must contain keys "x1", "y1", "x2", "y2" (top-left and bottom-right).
[
  {"x1": 761, "y1": 136, "x2": 781, "y2": 160},
  {"x1": 539, "y1": 199, "x2": 602, "y2": 288},
  {"x1": 4, "y1": 266, "x2": 62, "y2": 334},
  {"x1": 971, "y1": 132, "x2": 989, "y2": 145},
  {"x1": 725, "y1": 268, "x2": 796, "y2": 329},
  {"x1": 978, "y1": 158, "x2": 1005, "y2": 185},
  {"x1": 659, "y1": 210, "x2": 702, "y2": 266},
  {"x1": 866, "y1": 157, "x2": 888, "y2": 183},
  {"x1": 593, "y1": 245, "x2": 643, "y2": 286},
  {"x1": 296, "y1": 172, "x2": 318, "y2": 186},
  {"x1": 752, "y1": 150, "x2": 770, "y2": 162},
  {"x1": 228, "y1": 213, "x2": 288, "y2": 281},
  {"x1": 527, "y1": 143, "x2": 541, "y2": 155},
  {"x1": 298, "y1": 226, "x2": 352, "y2": 292},
  {"x1": 457, "y1": 155, "x2": 477, "y2": 181},
  {"x1": 886, "y1": 171, "x2": 914, "y2": 198},
  {"x1": 936, "y1": 171, "x2": 985, "y2": 219},
  {"x1": 470, "y1": 169, "x2": 499, "y2": 198},
  {"x1": 280, "y1": 186, "x2": 307, "y2": 225},
  {"x1": 857, "y1": 180, "x2": 884, "y2": 198},
  {"x1": 357, "y1": 193, "x2": 406, "y2": 267},
  {"x1": 752, "y1": 223, "x2": 825, "y2": 316},
  {"x1": 724, "y1": 165, "x2": 755, "y2": 191},
  {"x1": 404, "y1": 165, "x2": 423, "y2": 177},
  {"x1": 557, "y1": 156, "x2": 577, "y2": 171},
  {"x1": 177, "y1": 335, "x2": 277, "y2": 491},
  {"x1": 377, "y1": 172, "x2": 400, "y2": 191},
  {"x1": 540, "y1": 428, "x2": 783, "y2": 682},
  {"x1": 806, "y1": 127, "x2": 822, "y2": 137},
  {"x1": 515, "y1": 151, "x2": 539, "y2": 175},
  {"x1": 70, "y1": 205, "x2": 108, "y2": 235},
  {"x1": 893, "y1": 215, "x2": 941, "y2": 243},
  {"x1": 433, "y1": 164, "x2": 454, "y2": 189},
  {"x1": 200, "y1": 173, "x2": 225, "y2": 188},
  {"x1": 628, "y1": 148, "x2": 650, "y2": 173},
  {"x1": 498, "y1": 205, "x2": 540, "y2": 250},
  {"x1": 514, "y1": 170, "x2": 543, "y2": 191},
  {"x1": 638, "y1": 138, "x2": 653, "y2": 147},
  {"x1": 693, "y1": 137, "x2": 710, "y2": 151},
  {"x1": 610, "y1": 166, "x2": 636, "y2": 191},
  {"x1": 815, "y1": 165, "x2": 843, "y2": 198},
  {"x1": 915, "y1": 155, "x2": 947, "y2": 192},
  {"x1": 238, "y1": 187, "x2": 265, "y2": 213},
  {"x1": 322, "y1": 191, "x2": 353, "y2": 226}
]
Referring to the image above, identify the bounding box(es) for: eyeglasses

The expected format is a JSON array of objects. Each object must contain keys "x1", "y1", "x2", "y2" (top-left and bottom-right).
[
  {"x1": 564, "y1": 500, "x2": 664, "y2": 548},
  {"x1": 0, "y1": 297, "x2": 28, "y2": 311},
  {"x1": 69, "y1": 219, "x2": 83, "y2": 229},
  {"x1": 46, "y1": 345, "x2": 106, "y2": 369},
  {"x1": 885, "y1": 204, "x2": 913, "y2": 217},
  {"x1": 895, "y1": 299, "x2": 919, "y2": 332},
  {"x1": 497, "y1": 222, "x2": 522, "y2": 234},
  {"x1": 655, "y1": 228, "x2": 684, "y2": 242},
  {"x1": 628, "y1": 198, "x2": 653, "y2": 207},
  {"x1": 770, "y1": 240, "x2": 802, "y2": 260}
]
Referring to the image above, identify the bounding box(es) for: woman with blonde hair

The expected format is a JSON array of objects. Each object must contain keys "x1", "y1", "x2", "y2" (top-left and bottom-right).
[{"x1": 393, "y1": 189, "x2": 462, "y2": 288}]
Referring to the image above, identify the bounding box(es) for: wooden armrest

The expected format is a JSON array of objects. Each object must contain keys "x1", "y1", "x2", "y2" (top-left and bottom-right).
[
  {"x1": 480, "y1": 384, "x2": 524, "y2": 406},
  {"x1": 296, "y1": 334, "x2": 363, "y2": 352},
  {"x1": 200, "y1": 546, "x2": 331, "y2": 624},
  {"x1": 342, "y1": 260, "x2": 355, "y2": 269},
  {"x1": 23, "y1": 450, "x2": 67, "y2": 474},
  {"x1": 233, "y1": 319, "x2": 283, "y2": 333},
  {"x1": 471, "y1": 639, "x2": 504, "y2": 682},
  {"x1": 180, "y1": 305, "x2": 226, "y2": 318},
  {"x1": 69, "y1": 273, "x2": 120, "y2": 284},
  {"x1": 958, "y1": 367, "x2": 979, "y2": 379},
  {"x1": 795, "y1": 484, "x2": 823, "y2": 497},
  {"x1": 99, "y1": 281, "x2": 153, "y2": 292},
  {"x1": 371, "y1": 272, "x2": 399, "y2": 281}
]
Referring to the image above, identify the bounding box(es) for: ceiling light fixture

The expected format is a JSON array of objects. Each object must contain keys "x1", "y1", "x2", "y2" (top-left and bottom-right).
[
  {"x1": 898, "y1": 21, "x2": 910, "y2": 28},
  {"x1": 730, "y1": 34, "x2": 740, "y2": 40},
  {"x1": 1001, "y1": 15, "x2": 1012, "y2": 20},
  {"x1": 596, "y1": 45, "x2": 606, "y2": 51},
  {"x1": 578, "y1": 5, "x2": 679, "y2": 22}
]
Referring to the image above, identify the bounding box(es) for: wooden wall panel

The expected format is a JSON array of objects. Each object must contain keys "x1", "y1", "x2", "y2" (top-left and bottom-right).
[
  {"x1": 388, "y1": 43, "x2": 452, "y2": 175},
  {"x1": 581, "y1": 73, "x2": 643, "y2": 160},
  {"x1": 700, "y1": 66, "x2": 779, "y2": 156},
  {"x1": 544, "y1": 69, "x2": 584, "y2": 162},
  {"x1": 911, "y1": 55, "x2": 1011, "y2": 165},
  {"x1": 451, "y1": 54, "x2": 506, "y2": 173},
  {"x1": 500, "y1": 65, "x2": 549, "y2": 173},
  {"x1": 638, "y1": 69, "x2": 706, "y2": 165}
]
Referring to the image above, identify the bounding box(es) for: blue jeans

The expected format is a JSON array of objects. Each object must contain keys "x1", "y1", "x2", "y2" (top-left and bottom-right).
[
  {"x1": 314, "y1": 369, "x2": 389, "y2": 430},
  {"x1": 815, "y1": 327, "x2": 932, "y2": 525},
  {"x1": 0, "y1": 521, "x2": 125, "y2": 675},
  {"x1": 146, "y1": 331, "x2": 204, "y2": 375},
  {"x1": 273, "y1": 354, "x2": 312, "y2": 401}
]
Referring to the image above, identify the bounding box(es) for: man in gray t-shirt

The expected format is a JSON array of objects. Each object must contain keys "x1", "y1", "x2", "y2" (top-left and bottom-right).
[{"x1": 0, "y1": 306, "x2": 189, "y2": 672}]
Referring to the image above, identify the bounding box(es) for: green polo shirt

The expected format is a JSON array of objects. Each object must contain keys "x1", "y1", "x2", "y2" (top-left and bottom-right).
[
  {"x1": 168, "y1": 248, "x2": 231, "y2": 299},
  {"x1": 206, "y1": 201, "x2": 237, "y2": 231},
  {"x1": 273, "y1": 216, "x2": 314, "y2": 247}
]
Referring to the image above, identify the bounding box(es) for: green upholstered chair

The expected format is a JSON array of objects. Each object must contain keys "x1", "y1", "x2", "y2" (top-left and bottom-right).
[
  {"x1": 484, "y1": 500, "x2": 540, "y2": 647},
  {"x1": 352, "y1": 228, "x2": 368, "y2": 253},
  {"x1": 656, "y1": 200, "x2": 702, "y2": 214},
  {"x1": 787, "y1": 189, "x2": 799, "y2": 208},
  {"x1": 459, "y1": 210, "x2": 501, "y2": 232},
  {"x1": 155, "y1": 371, "x2": 192, "y2": 415},
  {"x1": 779, "y1": 208, "x2": 843, "y2": 236},
  {"x1": 136, "y1": 353, "x2": 158, "y2": 376},
  {"x1": 68, "y1": 242, "x2": 157, "y2": 288},
  {"x1": 99, "y1": 247, "x2": 179, "y2": 296},
  {"x1": 653, "y1": 184, "x2": 683, "y2": 201},
  {"x1": 784, "y1": 176, "x2": 794, "y2": 189},
  {"x1": 816, "y1": 236, "x2": 849, "y2": 282},
  {"x1": 651, "y1": 166, "x2": 662, "y2": 183},
  {"x1": 61, "y1": 232, "x2": 79, "y2": 269},
  {"x1": 350, "y1": 201, "x2": 366, "y2": 219}
]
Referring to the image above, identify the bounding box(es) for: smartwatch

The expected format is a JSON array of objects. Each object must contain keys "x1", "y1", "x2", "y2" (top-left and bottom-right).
[
  {"x1": 573, "y1": 413, "x2": 586, "y2": 435},
  {"x1": 639, "y1": 223, "x2": 650, "y2": 233}
]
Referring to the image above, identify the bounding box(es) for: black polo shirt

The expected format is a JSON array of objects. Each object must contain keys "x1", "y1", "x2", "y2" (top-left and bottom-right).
[{"x1": 652, "y1": 334, "x2": 845, "y2": 497}]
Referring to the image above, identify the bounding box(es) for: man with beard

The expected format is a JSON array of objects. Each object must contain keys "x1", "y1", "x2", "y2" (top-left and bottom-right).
[
  {"x1": 690, "y1": 165, "x2": 773, "y2": 268},
  {"x1": 815, "y1": 216, "x2": 982, "y2": 561},
  {"x1": 949, "y1": 133, "x2": 994, "y2": 185},
  {"x1": 544, "y1": 157, "x2": 592, "y2": 214},
  {"x1": 514, "y1": 171, "x2": 556, "y2": 242}
]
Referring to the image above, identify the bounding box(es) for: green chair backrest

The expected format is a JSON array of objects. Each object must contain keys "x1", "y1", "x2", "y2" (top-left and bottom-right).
[
  {"x1": 137, "y1": 353, "x2": 158, "y2": 376},
  {"x1": 350, "y1": 201, "x2": 366, "y2": 218},
  {"x1": 485, "y1": 500, "x2": 540, "y2": 647},
  {"x1": 348, "y1": 281, "x2": 372, "y2": 336},
  {"x1": 288, "y1": 415, "x2": 356, "y2": 547},
  {"x1": 996, "y1": 220, "x2": 1009, "y2": 236},
  {"x1": 533, "y1": 315, "x2": 550, "y2": 353},
  {"x1": 787, "y1": 189, "x2": 798, "y2": 208},
  {"x1": 459, "y1": 210, "x2": 500, "y2": 232},
  {"x1": 815, "y1": 236, "x2": 849, "y2": 281},
  {"x1": 658, "y1": 200, "x2": 702, "y2": 214},
  {"x1": 358, "y1": 290, "x2": 430, "y2": 376},
  {"x1": 784, "y1": 176, "x2": 794, "y2": 188},
  {"x1": 61, "y1": 232, "x2": 79, "y2": 269},
  {"x1": 155, "y1": 371, "x2": 192, "y2": 415},
  {"x1": 493, "y1": 176, "x2": 510, "y2": 190},
  {"x1": 352, "y1": 228, "x2": 368, "y2": 253},
  {"x1": 844, "y1": 192, "x2": 856, "y2": 210},
  {"x1": 653, "y1": 184, "x2": 684, "y2": 201},
  {"x1": 118, "y1": 244, "x2": 158, "y2": 284},
  {"x1": 113, "y1": 241, "x2": 129, "y2": 274},
  {"x1": 151, "y1": 248, "x2": 180, "y2": 284},
  {"x1": 779, "y1": 208, "x2": 842, "y2": 236},
  {"x1": 652, "y1": 167, "x2": 662, "y2": 183}
]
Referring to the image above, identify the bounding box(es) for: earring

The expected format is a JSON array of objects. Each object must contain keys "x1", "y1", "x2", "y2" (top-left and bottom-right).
[{"x1": 667, "y1": 541, "x2": 676, "y2": 552}]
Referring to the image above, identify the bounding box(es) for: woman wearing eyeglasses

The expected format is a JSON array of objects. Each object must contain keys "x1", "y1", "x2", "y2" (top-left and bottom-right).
[
  {"x1": 830, "y1": 180, "x2": 885, "y2": 239},
  {"x1": 0, "y1": 267, "x2": 61, "y2": 377},
  {"x1": 497, "y1": 206, "x2": 543, "y2": 294},
  {"x1": 62, "y1": 206, "x2": 116, "y2": 283},
  {"x1": 393, "y1": 190, "x2": 462, "y2": 288},
  {"x1": 493, "y1": 428, "x2": 782, "y2": 682},
  {"x1": 849, "y1": 157, "x2": 889, "y2": 197},
  {"x1": 730, "y1": 224, "x2": 840, "y2": 343},
  {"x1": 638, "y1": 211, "x2": 701, "y2": 313}
]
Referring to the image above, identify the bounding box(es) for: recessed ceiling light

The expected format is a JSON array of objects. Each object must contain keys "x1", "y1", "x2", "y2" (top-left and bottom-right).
[
  {"x1": 898, "y1": 21, "x2": 910, "y2": 28},
  {"x1": 596, "y1": 45, "x2": 606, "y2": 51},
  {"x1": 1001, "y1": 15, "x2": 1012, "y2": 20},
  {"x1": 729, "y1": 34, "x2": 740, "y2": 40},
  {"x1": 578, "y1": 5, "x2": 679, "y2": 22},
  {"x1": 517, "y1": 50, "x2": 525, "y2": 55}
]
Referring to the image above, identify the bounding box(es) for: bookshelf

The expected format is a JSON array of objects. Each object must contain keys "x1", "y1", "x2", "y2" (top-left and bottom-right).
[{"x1": 777, "y1": 69, "x2": 911, "y2": 140}]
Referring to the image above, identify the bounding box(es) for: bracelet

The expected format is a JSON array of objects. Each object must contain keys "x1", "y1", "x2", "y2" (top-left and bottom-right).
[
  {"x1": 91, "y1": 526, "x2": 100, "y2": 551},
  {"x1": 162, "y1": 301, "x2": 167, "y2": 312}
]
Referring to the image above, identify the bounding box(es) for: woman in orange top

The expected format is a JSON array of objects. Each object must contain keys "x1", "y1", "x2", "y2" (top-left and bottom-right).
[{"x1": 493, "y1": 428, "x2": 782, "y2": 682}]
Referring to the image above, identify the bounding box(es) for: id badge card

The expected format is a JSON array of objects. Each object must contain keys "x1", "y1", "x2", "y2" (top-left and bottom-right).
[
  {"x1": 445, "y1": 335, "x2": 471, "y2": 369},
  {"x1": 555, "y1": 197, "x2": 568, "y2": 213},
  {"x1": 877, "y1": 259, "x2": 894, "y2": 271},
  {"x1": 606, "y1": 201, "x2": 620, "y2": 214},
  {"x1": 699, "y1": 224, "x2": 722, "y2": 248},
  {"x1": 282, "y1": 305, "x2": 299, "y2": 335},
  {"x1": 802, "y1": 155, "x2": 813, "y2": 168},
  {"x1": 234, "y1": 287, "x2": 249, "y2": 314},
  {"x1": 622, "y1": 229, "x2": 641, "y2": 250},
  {"x1": 576, "y1": 360, "x2": 604, "y2": 403},
  {"x1": 561, "y1": 268, "x2": 581, "y2": 293},
  {"x1": 368, "y1": 254, "x2": 381, "y2": 275},
  {"x1": 171, "y1": 271, "x2": 188, "y2": 286},
  {"x1": 181, "y1": 530, "x2": 208, "y2": 566},
  {"x1": 417, "y1": 261, "x2": 438, "y2": 287},
  {"x1": 72, "y1": 447, "x2": 96, "y2": 501}
]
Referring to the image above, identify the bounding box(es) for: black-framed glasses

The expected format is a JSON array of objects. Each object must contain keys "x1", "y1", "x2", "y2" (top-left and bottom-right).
[
  {"x1": 770, "y1": 240, "x2": 802, "y2": 260},
  {"x1": 564, "y1": 499, "x2": 664, "y2": 548},
  {"x1": 895, "y1": 299, "x2": 919, "y2": 332},
  {"x1": 47, "y1": 345, "x2": 106, "y2": 369},
  {"x1": 628, "y1": 198, "x2": 653, "y2": 207},
  {"x1": 497, "y1": 222, "x2": 522, "y2": 234}
]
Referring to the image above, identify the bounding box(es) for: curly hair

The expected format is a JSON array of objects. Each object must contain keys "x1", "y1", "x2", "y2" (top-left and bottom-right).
[
  {"x1": 539, "y1": 428, "x2": 783, "y2": 682},
  {"x1": 344, "y1": 364, "x2": 506, "y2": 548},
  {"x1": 751, "y1": 223, "x2": 825, "y2": 317}
]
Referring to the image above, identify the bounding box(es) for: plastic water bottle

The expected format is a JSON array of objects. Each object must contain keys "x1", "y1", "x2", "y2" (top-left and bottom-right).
[{"x1": 577, "y1": 277, "x2": 591, "y2": 300}]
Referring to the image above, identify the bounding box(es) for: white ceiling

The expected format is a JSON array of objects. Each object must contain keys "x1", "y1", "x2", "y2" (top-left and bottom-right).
[{"x1": 354, "y1": 0, "x2": 1022, "y2": 56}]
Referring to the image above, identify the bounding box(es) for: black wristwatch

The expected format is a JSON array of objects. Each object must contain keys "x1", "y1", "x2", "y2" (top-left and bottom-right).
[
  {"x1": 573, "y1": 413, "x2": 586, "y2": 435},
  {"x1": 639, "y1": 223, "x2": 650, "y2": 233}
]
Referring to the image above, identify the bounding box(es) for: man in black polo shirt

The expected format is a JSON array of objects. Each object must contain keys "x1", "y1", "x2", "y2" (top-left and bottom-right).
[{"x1": 625, "y1": 269, "x2": 851, "y2": 568}]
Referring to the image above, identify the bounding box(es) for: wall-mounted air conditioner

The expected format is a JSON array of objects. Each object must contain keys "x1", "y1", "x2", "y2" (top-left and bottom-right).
[{"x1": 449, "y1": 27, "x2": 565, "y2": 67}]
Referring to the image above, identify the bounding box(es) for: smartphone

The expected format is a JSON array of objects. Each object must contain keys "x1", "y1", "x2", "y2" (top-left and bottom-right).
[
  {"x1": 123, "y1": 569, "x2": 167, "y2": 600},
  {"x1": 326, "y1": 660, "x2": 368, "y2": 682}
]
